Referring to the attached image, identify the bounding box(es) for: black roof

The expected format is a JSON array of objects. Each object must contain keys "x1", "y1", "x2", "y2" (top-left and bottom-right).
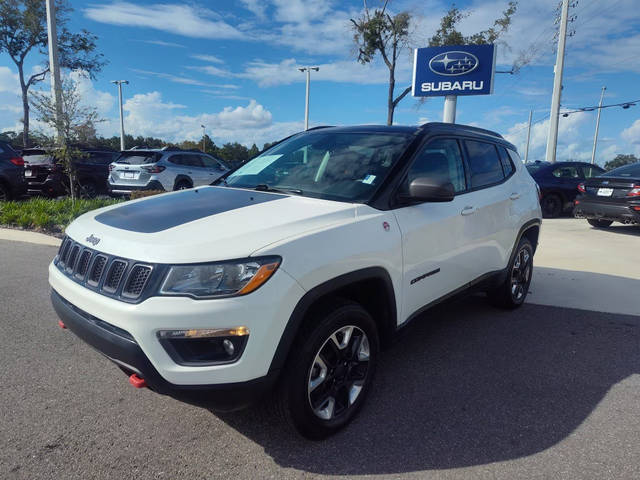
[{"x1": 307, "y1": 122, "x2": 505, "y2": 139}]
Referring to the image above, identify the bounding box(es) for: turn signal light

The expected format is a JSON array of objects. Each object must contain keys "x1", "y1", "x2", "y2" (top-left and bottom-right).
[{"x1": 577, "y1": 182, "x2": 586, "y2": 193}]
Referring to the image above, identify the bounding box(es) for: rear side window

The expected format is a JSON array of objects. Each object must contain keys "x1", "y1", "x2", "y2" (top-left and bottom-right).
[
  {"x1": 168, "y1": 154, "x2": 184, "y2": 165},
  {"x1": 465, "y1": 140, "x2": 504, "y2": 188},
  {"x1": 552, "y1": 166, "x2": 580, "y2": 178},
  {"x1": 404, "y1": 138, "x2": 467, "y2": 193},
  {"x1": 497, "y1": 147, "x2": 515, "y2": 177},
  {"x1": 582, "y1": 165, "x2": 604, "y2": 178},
  {"x1": 183, "y1": 154, "x2": 203, "y2": 167}
]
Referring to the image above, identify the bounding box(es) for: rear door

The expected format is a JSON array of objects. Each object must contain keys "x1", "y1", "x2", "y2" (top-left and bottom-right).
[
  {"x1": 459, "y1": 139, "x2": 513, "y2": 279},
  {"x1": 200, "y1": 154, "x2": 229, "y2": 184}
]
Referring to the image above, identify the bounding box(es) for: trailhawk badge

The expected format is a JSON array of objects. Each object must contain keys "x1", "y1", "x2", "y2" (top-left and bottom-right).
[
  {"x1": 86, "y1": 234, "x2": 101, "y2": 246},
  {"x1": 429, "y1": 51, "x2": 479, "y2": 76}
]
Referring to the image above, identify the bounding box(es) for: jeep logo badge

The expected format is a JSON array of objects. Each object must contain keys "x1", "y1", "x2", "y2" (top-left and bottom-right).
[{"x1": 86, "y1": 234, "x2": 101, "y2": 246}]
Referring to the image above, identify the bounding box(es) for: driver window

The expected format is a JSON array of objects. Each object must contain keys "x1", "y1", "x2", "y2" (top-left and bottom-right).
[{"x1": 404, "y1": 138, "x2": 466, "y2": 193}]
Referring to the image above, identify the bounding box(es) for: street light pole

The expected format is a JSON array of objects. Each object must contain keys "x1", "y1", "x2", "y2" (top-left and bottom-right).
[
  {"x1": 545, "y1": 0, "x2": 570, "y2": 163},
  {"x1": 298, "y1": 66, "x2": 319, "y2": 130},
  {"x1": 524, "y1": 109, "x2": 533, "y2": 162},
  {"x1": 111, "y1": 80, "x2": 129, "y2": 151},
  {"x1": 45, "y1": 0, "x2": 64, "y2": 144},
  {"x1": 590, "y1": 86, "x2": 606, "y2": 165},
  {"x1": 201, "y1": 124, "x2": 206, "y2": 152}
]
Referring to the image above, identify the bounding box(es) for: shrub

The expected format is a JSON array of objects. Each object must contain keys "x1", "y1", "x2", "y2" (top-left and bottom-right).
[
  {"x1": 0, "y1": 197, "x2": 122, "y2": 234},
  {"x1": 129, "y1": 190, "x2": 166, "y2": 200}
]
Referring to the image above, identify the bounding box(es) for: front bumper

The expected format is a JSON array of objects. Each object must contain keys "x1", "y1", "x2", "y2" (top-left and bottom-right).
[
  {"x1": 51, "y1": 290, "x2": 276, "y2": 409},
  {"x1": 574, "y1": 197, "x2": 640, "y2": 224},
  {"x1": 49, "y1": 260, "x2": 305, "y2": 404}
]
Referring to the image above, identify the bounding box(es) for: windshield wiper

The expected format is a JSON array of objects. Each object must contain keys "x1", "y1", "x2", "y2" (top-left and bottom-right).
[{"x1": 254, "y1": 184, "x2": 303, "y2": 195}]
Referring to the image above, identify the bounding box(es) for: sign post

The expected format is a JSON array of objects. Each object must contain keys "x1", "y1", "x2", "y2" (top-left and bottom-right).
[{"x1": 412, "y1": 44, "x2": 496, "y2": 123}]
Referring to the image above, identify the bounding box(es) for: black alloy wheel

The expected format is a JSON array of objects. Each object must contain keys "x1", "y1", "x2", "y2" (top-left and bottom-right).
[{"x1": 307, "y1": 325, "x2": 370, "y2": 421}]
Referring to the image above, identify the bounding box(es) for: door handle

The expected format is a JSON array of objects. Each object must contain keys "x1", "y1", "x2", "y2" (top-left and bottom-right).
[
  {"x1": 461, "y1": 206, "x2": 477, "y2": 216},
  {"x1": 509, "y1": 192, "x2": 520, "y2": 200}
]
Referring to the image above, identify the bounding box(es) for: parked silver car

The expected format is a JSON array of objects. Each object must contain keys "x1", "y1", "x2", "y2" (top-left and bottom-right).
[{"x1": 108, "y1": 147, "x2": 230, "y2": 195}]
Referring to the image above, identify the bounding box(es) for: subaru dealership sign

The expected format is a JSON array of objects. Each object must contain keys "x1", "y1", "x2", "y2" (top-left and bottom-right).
[{"x1": 412, "y1": 44, "x2": 496, "y2": 97}]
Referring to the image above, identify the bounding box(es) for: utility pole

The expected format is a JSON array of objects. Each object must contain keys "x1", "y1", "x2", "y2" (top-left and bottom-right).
[
  {"x1": 298, "y1": 66, "x2": 319, "y2": 130},
  {"x1": 45, "y1": 0, "x2": 64, "y2": 144},
  {"x1": 111, "y1": 80, "x2": 129, "y2": 151},
  {"x1": 524, "y1": 109, "x2": 533, "y2": 162},
  {"x1": 443, "y1": 96, "x2": 457, "y2": 123},
  {"x1": 545, "y1": 0, "x2": 575, "y2": 163},
  {"x1": 590, "y1": 86, "x2": 606, "y2": 165},
  {"x1": 201, "y1": 124, "x2": 206, "y2": 153}
]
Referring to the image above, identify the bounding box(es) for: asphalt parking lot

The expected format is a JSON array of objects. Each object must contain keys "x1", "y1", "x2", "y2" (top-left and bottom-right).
[{"x1": 1, "y1": 220, "x2": 639, "y2": 479}]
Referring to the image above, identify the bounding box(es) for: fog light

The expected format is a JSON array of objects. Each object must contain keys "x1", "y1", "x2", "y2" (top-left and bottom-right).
[
  {"x1": 157, "y1": 327, "x2": 249, "y2": 366},
  {"x1": 223, "y1": 339, "x2": 235, "y2": 356}
]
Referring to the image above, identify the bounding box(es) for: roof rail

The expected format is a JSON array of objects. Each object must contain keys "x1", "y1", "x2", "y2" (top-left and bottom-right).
[
  {"x1": 419, "y1": 122, "x2": 504, "y2": 139},
  {"x1": 306, "y1": 125, "x2": 334, "y2": 132}
]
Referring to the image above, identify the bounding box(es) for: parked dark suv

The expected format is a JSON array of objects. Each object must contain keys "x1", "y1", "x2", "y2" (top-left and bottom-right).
[
  {"x1": 22, "y1": 147, "x2": 119, "y2": 198},
  {"x1": 526, "y1": 161, "x2": 605, "y2": 217},
  {"x1": 0, "y1": 140, "x2": 27, "y2": 201}
]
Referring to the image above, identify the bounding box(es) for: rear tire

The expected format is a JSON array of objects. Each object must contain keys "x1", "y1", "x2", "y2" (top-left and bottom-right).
[
  {"x1": 274, "y1": 299, "x2": 379, "y2": 439},
  {"x1": 488, "y1": 237, "x2": 534, "y2": 309},
  {"x1": 541, "y1": 193, "x2": 562, "y2": 218},
  {"x1": 587, "y1": 219, "x2": 613, "y2": 228},
  {"x1": 78, "y1": 180, "x2": 98, "y2": 199}
]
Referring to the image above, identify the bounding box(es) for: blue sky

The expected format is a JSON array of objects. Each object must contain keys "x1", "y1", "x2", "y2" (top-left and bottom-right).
[{"x1": 1, "y1": 0, "x2": 639, "y2": 165}]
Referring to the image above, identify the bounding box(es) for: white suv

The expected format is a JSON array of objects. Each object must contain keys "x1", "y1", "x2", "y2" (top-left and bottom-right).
[{"x1": 50, "y1": 123, "x2": 541, "y2": 439}]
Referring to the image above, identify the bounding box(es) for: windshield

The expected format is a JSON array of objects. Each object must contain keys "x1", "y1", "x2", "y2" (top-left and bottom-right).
[
  {"x1": 605, "y1": 162, "x2": 640, "y2": 178},
  {"x1": 115, "y1": 152, "x2": 160, "y2": 165},
  {"x1": 224, "y1": 131, "x2": 413, "y2": 202}
]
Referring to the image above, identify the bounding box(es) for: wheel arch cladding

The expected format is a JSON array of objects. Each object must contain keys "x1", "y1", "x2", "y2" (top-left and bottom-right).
[{"x1": 268, "y1": 267, "x2": 397, "y2": 374}]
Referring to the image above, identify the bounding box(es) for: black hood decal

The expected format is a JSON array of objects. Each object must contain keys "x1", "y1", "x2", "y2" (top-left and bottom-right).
[{"x1": 95, "y1": 187, "x2": 285, "y2": 233}]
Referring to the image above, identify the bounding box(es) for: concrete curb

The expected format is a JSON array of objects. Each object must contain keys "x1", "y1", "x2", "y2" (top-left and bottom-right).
[{"x1": 0, "y1": 228, "x2": 61, "y2": 247}]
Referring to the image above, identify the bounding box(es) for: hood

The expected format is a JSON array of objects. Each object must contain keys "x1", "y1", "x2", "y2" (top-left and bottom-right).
[{"x1": 65, "y1": 186, "x2": 356, "y2": 263}]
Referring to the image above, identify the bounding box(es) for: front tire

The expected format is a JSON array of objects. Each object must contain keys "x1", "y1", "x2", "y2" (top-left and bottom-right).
[
  {"x1": 587, "y1": 219, "x2": 613, "y2": 228},
  {"x1": 488, "y1": 237, "x2": 534, "y2": 309},
  {"x1": 275, "y1": 300, "x2": 379, "y2": 439}
]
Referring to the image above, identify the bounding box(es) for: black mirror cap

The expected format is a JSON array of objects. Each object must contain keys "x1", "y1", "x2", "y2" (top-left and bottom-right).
[{"x1": 407, "y1": 177, "x2": 455, "y2": 202}]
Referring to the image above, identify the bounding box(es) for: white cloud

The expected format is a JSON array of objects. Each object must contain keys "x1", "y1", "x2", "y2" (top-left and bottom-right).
[
  {"x1": 131, "y1": 69, "x2": 210, "y2": 86},
  {"x1": 191, "y1": 54, "x2": 225, "y2": 64},
  {"x1": 240, "y1": 0, "x2": 267, "y2": 20},
  {"x1": 0, "y1": 66, "x2": 20, "y2": 94},
  {"x1": 137, "y1": 39, "x2": 186, "y2": 48},
  {"x1": 84, "y1": 2, "x2": 243, "y2": 39},
  {"x1": 238, "y1": 58, "x2": 409, "y2": 87},
  {"x1": 188, "y1": 65, "x2": 233, "y2": 78},
  {"x1": 271, "y1": 0, "x2": 332, "y2": 23}
]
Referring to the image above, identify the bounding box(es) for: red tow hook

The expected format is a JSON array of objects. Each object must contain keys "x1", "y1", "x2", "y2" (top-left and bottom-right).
[
  {"x1": 129, "y1": 374, "x2": 147, "y2": 389},
  {"x1": 58, "y1": 320, "x2": 67, "y2": 329}
]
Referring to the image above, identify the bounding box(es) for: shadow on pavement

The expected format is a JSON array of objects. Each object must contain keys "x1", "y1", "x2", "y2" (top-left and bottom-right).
[{"x1": 216, "y1": 296, "x2": 639, "y2": 476}]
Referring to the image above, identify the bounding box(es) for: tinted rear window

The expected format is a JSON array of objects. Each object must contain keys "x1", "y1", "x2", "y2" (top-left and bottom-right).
[
  {"x1": 465, "y1": 140, "x2": 504, "y2": 188},
  {"x1": 115, "y1": 152, "x2": 160, "y2": 164},
  {"x1": 605, "y1": 162, "x2": 640, "y2": 178},
  {"x1": 23, "y1": 153, "x2": 54, "y2": 165}
]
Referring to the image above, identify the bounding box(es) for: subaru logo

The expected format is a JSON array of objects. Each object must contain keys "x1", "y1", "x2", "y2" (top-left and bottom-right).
[
  {"x1": 86, "y1": 234, "x2": 101, "y2": 246},
  {"x1": 429, "y1": 51, "x2": 479, "y2": 76}
]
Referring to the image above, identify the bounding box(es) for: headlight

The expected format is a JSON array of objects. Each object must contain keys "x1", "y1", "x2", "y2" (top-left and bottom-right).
[{"x1": 159, "y1": 257, "x2": 280, "y2": 299}]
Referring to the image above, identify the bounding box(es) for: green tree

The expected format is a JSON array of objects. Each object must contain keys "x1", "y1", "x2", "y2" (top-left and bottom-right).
[
  {"x1": 604, "y1": 154, "x2": 638, "y2": 171},
  {"x1": 352, "y1": 2, "x2": 411, "y2": 125},
  {"x1": 30, "y1": 75, "x2": 102, "y2": 200},
  {"x1": 0, "y1": 0, "x2": 106, "y2": 147},
  {"x1": 247, "y1": 143, "x2": 260, "y2": 159},
  {"x1": 428, "y1": 2, "x2": 518, "y2": 47}
]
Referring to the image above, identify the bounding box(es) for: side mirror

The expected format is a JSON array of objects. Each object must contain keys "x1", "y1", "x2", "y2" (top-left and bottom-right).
[{"x1": 405, "y1": 177, "x2": 455, "y2": 202}]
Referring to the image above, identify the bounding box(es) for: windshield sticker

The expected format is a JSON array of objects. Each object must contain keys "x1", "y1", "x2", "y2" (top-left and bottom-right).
[
  {"x1": 362, "y1": 174, "x2": 376, "y2": 185},
  {"x1": 234, "y1": 154, "x2": 283, "y2": 175}
]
